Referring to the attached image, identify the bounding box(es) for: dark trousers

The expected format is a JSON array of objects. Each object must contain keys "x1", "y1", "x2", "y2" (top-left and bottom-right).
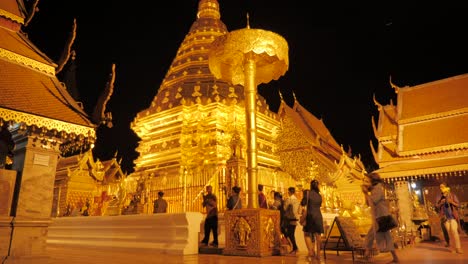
[
  {"x1": 202, "y1": 215, "x2": 218, "y2": 245},
  {"x1": 285, "y1": 223, "x2": 298, "y2": 251}
]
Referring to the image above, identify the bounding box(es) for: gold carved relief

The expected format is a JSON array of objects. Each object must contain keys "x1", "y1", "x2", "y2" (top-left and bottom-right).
[{"x1": 233, "y1": 216, "x2": 251, "y2": 247}]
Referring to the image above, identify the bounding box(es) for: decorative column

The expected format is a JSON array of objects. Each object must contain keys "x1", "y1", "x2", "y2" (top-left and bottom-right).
[
  {"x1": 208, "y1": 22, "x2": 288, "y2": 256},
  {"x1": 1, "y1": 130, "x2": 61, "y2": 263}
]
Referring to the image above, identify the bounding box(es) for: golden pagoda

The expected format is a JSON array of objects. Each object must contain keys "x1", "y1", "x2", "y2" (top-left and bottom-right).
[
  {"x1": 126, "y1": 0, "x2": 367, "y2": 215},
  {"x1": 371, "y1": 74, "x2": 468, "y2": 234}
]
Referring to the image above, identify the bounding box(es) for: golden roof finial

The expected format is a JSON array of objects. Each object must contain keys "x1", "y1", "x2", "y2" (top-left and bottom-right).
[
  {"x1": 372, "y1": 94, "x2": 383, "y2": 111},
  {"x1": 246, "y1": 13, "x2": 250, "y2": 29},
  {"x1": 292, "y1": 91, "x2": 297, "y2": 102},
  {"x1": 389, "y1": 75, "x2": 400, "y2": 94},
  {"x1": 278, "y1": 90, "x2": 284, "y2": 101}
]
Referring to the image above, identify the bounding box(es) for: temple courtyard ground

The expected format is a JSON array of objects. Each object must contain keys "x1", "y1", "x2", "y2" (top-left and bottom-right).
[{"x1": 46, "y1": 235, "x2": 468, "y2": 264}]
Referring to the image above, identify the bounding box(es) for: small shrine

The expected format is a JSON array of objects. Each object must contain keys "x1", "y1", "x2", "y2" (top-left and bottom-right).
[{"x1": 53, "y1": 149, "x2": 127, "y2": 217}]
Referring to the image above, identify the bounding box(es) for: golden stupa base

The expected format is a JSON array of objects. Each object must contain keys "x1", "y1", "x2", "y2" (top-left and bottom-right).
[{"x1": 223, "y1": 208, "x2": 280, "y2": 257}]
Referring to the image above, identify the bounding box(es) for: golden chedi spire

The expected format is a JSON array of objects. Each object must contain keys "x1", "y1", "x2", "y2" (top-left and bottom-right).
[
  {"x1": 197, "y1": 0, "x2": 221, "y2": 19},
  {"x1": 141, "y1": 0, "x2": 272, "y2": 115},
  {"x1": 131, "y1": 0, "x2": 279, "y2": 187}
]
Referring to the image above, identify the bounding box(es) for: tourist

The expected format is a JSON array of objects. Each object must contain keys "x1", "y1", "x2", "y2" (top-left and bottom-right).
[
  {"x1": 301, "y1": 179, "x2": 324, "y2": 261},
  {"x1": 283, "y1": 186, "x2": 300, "y2": 255},
  {"x1": 436, "y1": 183, "x2": 463, "y2": 254},
  {"x1": 270, "y1": 191, "x2": 286, "y2": 234},
  {"x1": 363, "y1": 172, "x2": 399, "y2": 263},
  {"x1": 200, "y1": 185, "x2": 218, "y2": 247},
  {"x1": 258, "y1": 184, "x2": 268, "y2": 209},
  {"x1": 227, "y1": 186, "x2": 242, "y2": 210},
  {"x1": 267, "y1": 190, "x2": 276, "y2": 208},
  {"x1": 153, "y1": 191, "x2": 168, "y2": 213},
  {"x1": 435, "y1": 183, "x2": 451, "y2": 247}
]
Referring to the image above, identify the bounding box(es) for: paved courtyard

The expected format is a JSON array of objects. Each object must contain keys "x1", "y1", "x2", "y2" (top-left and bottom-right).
[{"x1": 45, "y1": 236, "x2": 468, "y2": 264}]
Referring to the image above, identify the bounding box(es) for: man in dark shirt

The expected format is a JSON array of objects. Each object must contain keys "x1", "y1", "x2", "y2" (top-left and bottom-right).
[
  {"x1": 153, "y1": 191, "x2": 168, "y2": 213},
  {"x1": 200, "y1": 185, "x2": 218, "y2": 247}
]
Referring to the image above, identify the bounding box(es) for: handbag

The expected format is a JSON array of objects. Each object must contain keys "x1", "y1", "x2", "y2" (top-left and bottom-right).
[{"x1": 376, "y1": 214, "x2": 398, "y2": 232}]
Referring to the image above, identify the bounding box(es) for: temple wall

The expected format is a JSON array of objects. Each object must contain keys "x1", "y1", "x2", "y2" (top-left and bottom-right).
[
  {"x1": 0, "y1": 169, "x2": 16, "y2": 217},
  {"x1": 47, "y1": 212, "x2": 204, "y2": 255}
]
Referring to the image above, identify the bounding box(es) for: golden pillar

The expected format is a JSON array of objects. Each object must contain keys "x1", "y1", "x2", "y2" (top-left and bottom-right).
[{"x1": 209, "y1": 22, "x2": 288, "y2": 256}]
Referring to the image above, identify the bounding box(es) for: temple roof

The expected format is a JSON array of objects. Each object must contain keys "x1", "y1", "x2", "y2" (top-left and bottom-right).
[
  {"x1": 0, "y1": 0, "x2": 25, "y2": 24},
  {"x1": 137, "y1": 0, "x2": 272, "y2": 118},
  {"x1": 373, "y1": 73, "x2": 468, "y2": 179},
  {"x1": 279, "y1": 99, "x2": 342, "y2": 156},
  {"x1": 0, "y1": 1, "x2": 95, "y2": 142},
  {"x1": 374, "y1": 156, "x2": 468, "y2": 179},
  {"x1": 276, "y1": 98, "x2": 366, "y2": 184},
  {"x1": 0, "y1": 59, "x2": 92, "y2": 128},
  {"x1": 398, "y1": 74, "x2": 468, "y2": 123}
]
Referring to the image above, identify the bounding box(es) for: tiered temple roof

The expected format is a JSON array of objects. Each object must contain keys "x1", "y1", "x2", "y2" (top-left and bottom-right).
[
  {"x1": 0, "y1": 0, "x2": 95, "y2": 152},
  {"x1": 372, "y1": 74, "x2": 468, "y2": 180}
]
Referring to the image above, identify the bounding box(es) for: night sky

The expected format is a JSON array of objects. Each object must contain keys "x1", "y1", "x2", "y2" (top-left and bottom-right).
[{"x1": 24, "y1": 1, "x2": 468, "y2": 174}]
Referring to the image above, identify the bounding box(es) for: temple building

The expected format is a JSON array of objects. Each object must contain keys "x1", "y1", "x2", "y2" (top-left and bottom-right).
[
  {"x1": 126, "y1": 0, "x2": 367, "y2": 215},
  {"x1": 371, "y1": 74, "x2": 468, "y2": 236},
  {"x1": 0, "y1": 0, "x2": 100, "y2": 261}
]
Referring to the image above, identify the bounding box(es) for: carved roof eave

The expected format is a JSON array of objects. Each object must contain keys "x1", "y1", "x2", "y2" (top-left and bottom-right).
[
  {"x1": 396, "y1": 143, "x2": 468, "y2": 157},
  {"x1": 398, "y1": 108, "x2": 468, "y2": 125},
  {"x1": 378, "y1": 135, "x2": 397, "y2": 143},
  {"x1": 0, "y1": 9, "x2": 24, "y2": 24},
  {"x1": 0, "y1": 108, "x2": 95, "y2": 138},
  {"x1": 374, "y1": 157, "x2": 468, "y2": 179},
  {"x1": 0, "y1": 47, "x2": 56, "y2": 75}
]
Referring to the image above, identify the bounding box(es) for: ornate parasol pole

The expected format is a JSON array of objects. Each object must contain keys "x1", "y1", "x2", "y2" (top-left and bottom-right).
[{"x1": 209, "y1": 20, "x2": 288, "y2": 208}]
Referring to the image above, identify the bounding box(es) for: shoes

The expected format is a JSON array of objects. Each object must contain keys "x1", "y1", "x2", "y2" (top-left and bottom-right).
[
  {"x1": 444, "y1": 243, "x2": 450, "y2": 247},
  {"x1": 200, "y1": 241, "x2": 208, "y2": 247},
  {"x1": 209, "y1": 242, "x2": 218, "y2": 248},
  {"x1": 288, "y1": 250, "x2": 297, "y2": 255},
  {"x1": 456, "y1": 248, "x2": 464, "y2": 254}
]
